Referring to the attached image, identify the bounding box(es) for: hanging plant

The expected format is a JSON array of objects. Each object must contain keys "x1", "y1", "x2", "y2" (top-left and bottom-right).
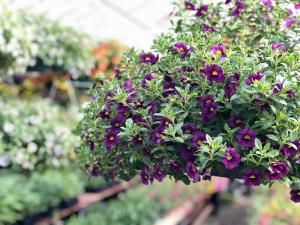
[{"x1": 77, "y1": 0, "x2": 300, "y2": 203}]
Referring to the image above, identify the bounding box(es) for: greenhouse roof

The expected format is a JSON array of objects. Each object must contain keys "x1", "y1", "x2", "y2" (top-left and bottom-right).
[{"x1": 6, "y1": 0, "x2": 173, "y2": 49}]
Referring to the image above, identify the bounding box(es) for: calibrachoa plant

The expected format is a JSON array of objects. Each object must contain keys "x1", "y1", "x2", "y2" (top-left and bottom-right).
[
  {"x1": 173, "y1": 0, "x2": 300, "y2": 50},
  {"x1": 0, "y1": 98, "x2": 79, "y2": 171},
  {"x1": 77, "y1": 2, "x2": 300, "y2": 203}
]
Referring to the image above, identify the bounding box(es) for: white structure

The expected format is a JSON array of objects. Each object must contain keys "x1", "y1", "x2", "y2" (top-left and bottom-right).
[{"x1": 7, "y1": 0, "x2": 174, "y2": 49}]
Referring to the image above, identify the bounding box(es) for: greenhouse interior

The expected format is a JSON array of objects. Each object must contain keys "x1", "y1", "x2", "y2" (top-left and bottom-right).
[{"x1": 1, "y1": 0, "x2": 300, "y2": 224}]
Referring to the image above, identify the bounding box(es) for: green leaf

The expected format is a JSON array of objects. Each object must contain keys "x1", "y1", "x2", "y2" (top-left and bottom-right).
[
  {"x1": 266, "y1": 134, "x2": 279, "y2": 142},
  {"x1": 255, "y1": 138, "x2": 263, "y2": 150},
  {"x1": 266, "y1": 150, "x2": 279, "y2": 158}
]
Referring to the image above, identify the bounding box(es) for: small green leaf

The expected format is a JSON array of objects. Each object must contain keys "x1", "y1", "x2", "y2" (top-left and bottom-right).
[
  {"x1": 255, "y1": 138, "x2": 263, "y2": 150},
  {"x1": 266, "y1": 134, "x2": 279, "y2": 142}
]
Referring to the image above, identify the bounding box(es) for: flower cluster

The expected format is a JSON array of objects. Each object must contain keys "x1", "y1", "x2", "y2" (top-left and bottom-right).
[
  {"x1": 174, "y1": 0, "x2": 300, "y2": 51},
  {"x1": 0, "y1": 3, "x2": 95, "y2": 79},
  {"x1": 77, "y1": 1, "x2": 300, "y2": 203},
  {"x1": 0, "y1": 98, "x2": 79, "y2": 171}
]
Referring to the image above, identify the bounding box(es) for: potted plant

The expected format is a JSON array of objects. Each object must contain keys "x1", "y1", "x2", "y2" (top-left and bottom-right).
[{"x1": 77, "y1": 0, "x2": 300, "y2": 203}]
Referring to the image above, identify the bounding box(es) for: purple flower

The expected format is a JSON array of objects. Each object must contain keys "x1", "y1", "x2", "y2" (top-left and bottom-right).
[
  {"x1": 271, "y1": 43, "x2": 287, "y2": 52},
  {"x1": 140, "y1": 167, "x2": 153, "y2": 185},
  {"x1": 193, "y1": 131, "x2": 206, "y2": 148},
  {"x1": 148, "y1": 100, "x2": 158, "y2": 115},
  {"x1": 169, "y1": 161, "x2": 183, "y2": 173},
  {"x1": 132, "y1": 114, "x2": 148, "y2": 126},
  {"x1": 202, "y1": 24, "x2": 216, "y2": 33},
  {"x1": 228, "y1": 115, "x2": 246, "y2": 129},
  {"x1": 181, "y1": 145, "x2": 196, "y2": 162},
  {"x1": 202, "y1": 169, "x2": 212, "y2": 181},
  {"x1": 272, "y1": 82, "x2": 284, "y2": 95},
  {"x1": 140, "y1": 53, "x2": 159, "y2": 65},
  {"x1": 117, "y1": 103, "x2": 130, "y2": 114},
  {"x1": 211, "y1": 45, "x2": 227, "y2": 58},
  {"x1": 132, "y1": 135, "x2": 144, "y2": 145},
  {"x1": 98, "y1": 108, "x2": 110, "y2": 120},
  {"x1": 151, "y1": 127, "x2": 165, "y2": 144},
  {"x1": 265, "y1": 160, "x2": 289, "y2": 180},
  {"x1": 232, "y1": 0, "x2": 245, "y2": 17},
  {"x1": 199, "y1": 94, "x2": 215, "y2": 108},
  {"x1": 184, "y1": 1, "x2": 195, "y2": 10},
  {"x1": 182, "y1": 123, "x2": 197, "y2": 134},
  {"x1": 126, "y1": 89, "x2": 137, "y2": 103},
  {"x1": 243, "y1": 169, "x2": 262, "y2": 186},
  {"x1": 105, "y1": 91, "x2": 114, "y2": 103},
  {"x1": 204, "y1": 64, "x2": 225, "y2": 83},
  {"x1": 104, "y1": 130, "x2": 120, "y2": 149},
  {"x1": 160, "y1": 117, "x2": 172, "y2": 129},
  {"x1": 225, "y1": 0, "x2": 232, "y2": 4},
  {"x1": 141, "y1": 73, "x2": 156, "y2": 89},
  {"x1": 282, "y1": 141, "x2": 299, "y2": 157},
  {"x1": 123, "y1": 79, "x2": 133, "y2": 90},
  {"x1": 172, "y1": 42, "x2": 192, "y2": 57},
  {"x1": 290, "y1": 189, "x2": 300, "y2": 203},
  {"x1": 114, "y1": 67, "x2": 121, "y2": 79},
  {"x1": 286, "y1": 89, "x2": 296, "y2": 98},
  {"x1": 153, "y1": 164, "x2": 166, "y2": 182},
  {"x1": 284, "y1": 17, "x2": 296, "y2": 28},
  {"x1": 202, "y1": 102, "x2": 218, "y2": 118},
  {"x1": 162, "y1": 81, "x2": 176, "y2": 97},
  {"x1": 261, "y1": 0, "x2": 275, "y2": 10},
  {"x1": 224, "y1": 74, "x2": 240, "y2": 97},
  {"x1": 221, "y1": 147, "x2": 241, "y2": 169},
  {"x1": 246, "y1": 72, "x2": 263, "y2": 85},
  {"x1": 91, "y1": 165, "x2": 100, "y2": 177},
  {"x1": 110, "y1": 115, "x2": 126, "y2": 130},
  {"x1": 134, "y1": 99, "x2": 144, "y2": 109},
  {"x1": 295, "y1": 2, "x2": 300, "y2": 10},
  {"x1": 237, "y1": 128, "x2": 256, "y2": 148},
  {"x1": 186, "y1": 162, "x2": 200, "y2": 183},
  {"x1": 195, "y1": 5, "x2": 208, "y2": 17},
  {"x1": 255, "y1": 100, "x2": 270, "y2": 112}
]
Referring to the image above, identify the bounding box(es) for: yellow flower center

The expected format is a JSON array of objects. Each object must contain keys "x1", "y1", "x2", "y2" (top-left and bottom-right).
[
  {"x1": 210, "y1": 107, "x2": 214, "y2": 112},
  {"x1": 109, "y1": 136, "x2": 115, "y2": 141},
  {"x1": 205, "y1": 99, "x2": 211, "y2": 104},
  {"x1": 201, "y1": 10, "x2": 206, "y2": 14},
  {"x1": 198, "y1": 140, "x2": 202, "y2": 146},
  {"x1": 244, "y1": 135, "x2": 251, "y2": 140},
  {"x1": 216, "y1": 50, "x2": 222, "y2": 55},
  {"x1": 212, "y1": 71, "x2": 218, "y2": 76},
  {"x1": 178, "y1": 47, "x2": 185, "y2": 52},
  {"x1": 249, "y1": 175, "x2": 256, "y2": 179},
  {"x1": 226, "y1": 155, "x2": 233, "y2": 161},
  {"x1": 136, "y1": 102, "x2": 141, "y2": 106},
  {"x1": 297, "y1": 191, "x2": 300, "y2": 196},
  {"x1": 138, "y1": 137, "x2": 143, "y2": 141},
  {"x1": 145, "y1": 56, "x2": 151, "y2": 61},
  {"x1": 165, "y1": 121, "x2": 169, "y2": 125},
  {"x1": 115, "y1": 123, "x2": 120, "y2": 127},
  {"x1": 187, "y1": 5, "x2": 192, "y2": 9},
  {"x1": 236, "y1": 119, "x2": 241, "y2": 124},
  {"x1": 105, "y1": 111, "x2": 109, "y2": 116},
  {"x1": 186, "y1": 130, "x2": 191, "y2": 134}
]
